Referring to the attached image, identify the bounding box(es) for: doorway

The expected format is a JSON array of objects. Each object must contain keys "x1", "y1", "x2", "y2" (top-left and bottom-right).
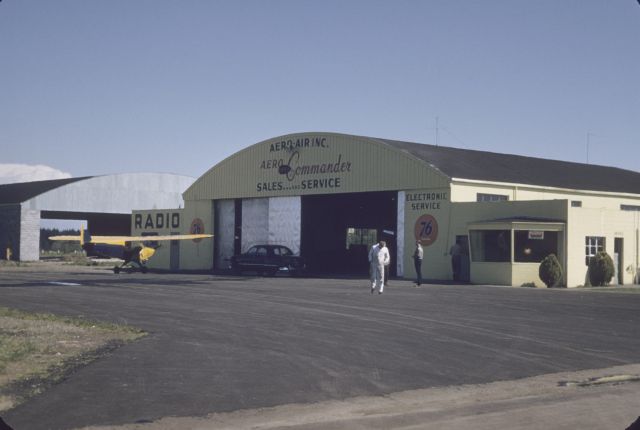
[
  {"x1": 301, "y1": 191, "x2": 397, "y2": 275},
  {"x1": 456, "y1": 234, "x2": 471, "y2": 282},
  {"x1": 614, "y1": 238, "x2": 623, "y2": 285}
]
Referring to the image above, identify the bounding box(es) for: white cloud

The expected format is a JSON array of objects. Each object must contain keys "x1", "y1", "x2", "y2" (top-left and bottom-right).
[{"x1": 0, "y1": 164, "x2": 72, "y2": 185}]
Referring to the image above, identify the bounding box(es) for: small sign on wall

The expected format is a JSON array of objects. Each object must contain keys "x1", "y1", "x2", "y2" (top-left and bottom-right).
[{"x1": 528, "y1": 231, "x2": 545, "y2": 240}]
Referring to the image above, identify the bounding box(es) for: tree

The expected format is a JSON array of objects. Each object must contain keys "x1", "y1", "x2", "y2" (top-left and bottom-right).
[
  {"x1": 588, "y1": 251, "x2": 615, "y2": 286},
  {"x1": 539, "y1": 254, "x2": 563, "y2": 288}
]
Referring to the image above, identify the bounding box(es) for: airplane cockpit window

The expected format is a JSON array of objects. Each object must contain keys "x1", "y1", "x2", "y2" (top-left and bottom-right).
[{"x1": 141, "y1": 232, "x2": 159, "y2": 248}]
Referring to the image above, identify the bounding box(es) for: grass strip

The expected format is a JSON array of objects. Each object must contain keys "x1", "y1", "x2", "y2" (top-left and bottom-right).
[{"x1": 0, "y1": 306, "x2": 146, "y2": 411}]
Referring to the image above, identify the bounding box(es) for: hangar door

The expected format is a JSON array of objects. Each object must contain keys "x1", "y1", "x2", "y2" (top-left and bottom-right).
[{"x1": 301, "y1": 191, "x2": 397, "y2": 275}]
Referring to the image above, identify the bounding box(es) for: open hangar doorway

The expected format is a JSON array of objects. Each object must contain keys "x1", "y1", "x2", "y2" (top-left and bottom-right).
[
  {"x1": 42, "y1": 211, "x2": 131, "y2": 235},
  {"x1": 301, "y1": 191, "x2": 397, "y2": 276}
]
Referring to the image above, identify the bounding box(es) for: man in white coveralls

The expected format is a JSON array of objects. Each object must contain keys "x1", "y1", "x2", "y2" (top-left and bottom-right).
[{"x1": 369, "y1": 240, "x2": 390, "y2": 294}]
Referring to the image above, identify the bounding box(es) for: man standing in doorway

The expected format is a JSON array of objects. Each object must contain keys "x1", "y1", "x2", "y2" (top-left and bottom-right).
[
  {"x1": 369, "y1": 240, "x2": 390, "y2": 294},
  {"x1": 413, "y1": 240, "x2": 423, "y2": 286},
  {"x1": 449, "y1": 239, "x2": 462, "y2": 282}
]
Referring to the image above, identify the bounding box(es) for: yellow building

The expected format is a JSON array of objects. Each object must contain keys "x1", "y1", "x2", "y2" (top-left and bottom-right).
[{"x1": 133, "y1": 132, "x2": 640, "y2": 287}]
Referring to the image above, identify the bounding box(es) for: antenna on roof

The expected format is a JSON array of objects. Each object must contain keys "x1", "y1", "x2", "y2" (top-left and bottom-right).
[
  {"x1": 586, "y1": 132, "x2": 594, "y2": 164},
  {"x1": 435, "y1": 117, "x2": 439, "y2": 147}
]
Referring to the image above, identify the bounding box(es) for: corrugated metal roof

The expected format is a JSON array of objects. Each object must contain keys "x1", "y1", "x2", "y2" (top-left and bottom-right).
[
  {"x1": 0, "y1": 177, "x2": 93, "y2": 204},
  {"x1": 377, "y1": 138, "x2": 640, "y2": 194}
]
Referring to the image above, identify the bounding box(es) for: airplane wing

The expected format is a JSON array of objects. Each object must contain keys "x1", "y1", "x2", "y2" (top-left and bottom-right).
[
  {"x1": 49, "y1": 234, "x2": 213, "y2": 244},
  {"x1": 93, "y1": 234, "x2": 213, "y2": 243},
  {"x1": 48, "y1": 235, "x2": 84, "y2": 241}
]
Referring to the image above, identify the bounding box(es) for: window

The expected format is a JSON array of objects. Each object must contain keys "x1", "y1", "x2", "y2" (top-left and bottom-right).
[
  {"x1": 469, "y1": 230, "x2": 511, "y2": 262},
  {"x1": 621, "y1": 205, "x2": 640, "y2": 211},
  {"x1": 571, "y1": 201, "x2": 582, "y2": 207},
  {"x1": 585, "y1": 236, "x2": 605, "y2": 266},
  {"x1": 514, "y1": 230, "x2": 559, "y2": 263},
  {"x1": 345, "y1": 228, "x2": 377, "y2": 250},
  {"x1": 477, "y1": 193, "x2": 508, "y2": 202}
]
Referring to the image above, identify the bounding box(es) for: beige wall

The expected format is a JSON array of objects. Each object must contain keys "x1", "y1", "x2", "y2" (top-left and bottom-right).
[
  {"x1": 447, "y1": 182, "x2": 640, "y2": 287},
  {"x1": 402, "y1": 199, "x2": 569, "y2": 286},
  {"x1": 132, "y1": 205, "x2": 215, "y2": 271},
  {"x1": 402, "y1": 188, "x2": 453, "y2": 280},
  {"x1": 511, "y1": 263, "x2": 545, "y2": 287},
  {"x1": 566, "y1": 206, "x2": 640, "y2": 287},
  {"x1": 452, "y1": 181, "x2": 640, "y2": 210},
  {"x1": 473, "y1": 263, "x2": 513, "y2": 286},
  {"x1": 451, "y1": 182, "x2": 517, "y2": 201},
  {"x1": 131, "y1": 209, "x2": 183, "y2": 270},
  {"x1": 180, "y1": 200, "x2": 214, "y2": 270}
]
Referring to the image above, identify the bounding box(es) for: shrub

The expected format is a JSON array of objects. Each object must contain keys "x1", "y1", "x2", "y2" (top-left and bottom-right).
[
  {"x1": 588, "y1": 251, "x2": 615, "y2": 286},
  {"x1": 521, "y1": 282, "x2": 538, "y2": 288},
  {"x1": 539, "y1": 254, "x2": 563, "y2": 288}
]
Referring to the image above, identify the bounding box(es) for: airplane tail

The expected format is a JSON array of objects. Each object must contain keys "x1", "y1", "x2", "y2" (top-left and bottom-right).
[
  {"x1": 80, "y1": 226, "x2": 91, "y2": 245},
  {"x1": 49, "y1": 226, "x2": 91, "y2": 244}
]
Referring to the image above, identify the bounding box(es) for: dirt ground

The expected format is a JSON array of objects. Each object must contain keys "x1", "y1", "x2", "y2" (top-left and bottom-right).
[{"x1": 76, "y1": 364, "x2": 640, "y2": 430}]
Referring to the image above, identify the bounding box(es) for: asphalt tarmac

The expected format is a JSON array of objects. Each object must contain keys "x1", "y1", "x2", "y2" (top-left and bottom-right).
[{"x1": 1, "y1": 266, "x2": 640, "y2": 430}]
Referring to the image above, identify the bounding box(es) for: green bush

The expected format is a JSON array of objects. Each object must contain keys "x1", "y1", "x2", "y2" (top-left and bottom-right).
[
  {"x1": 539, "y1": 254, "x2": 563, "y2": 288},
  {"x1": 588, "y1": 251, "x2": 615, "y2": 286}
]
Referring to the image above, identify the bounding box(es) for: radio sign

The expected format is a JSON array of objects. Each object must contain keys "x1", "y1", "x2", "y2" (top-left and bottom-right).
[{"x1": 134, "y1": 212, "x2": 180, "y2": 230}]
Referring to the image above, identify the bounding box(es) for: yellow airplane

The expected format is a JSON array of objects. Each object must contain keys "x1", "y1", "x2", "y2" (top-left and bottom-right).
[{"x1": 49, "y1": 227, "x2": 213, "y2": 273}]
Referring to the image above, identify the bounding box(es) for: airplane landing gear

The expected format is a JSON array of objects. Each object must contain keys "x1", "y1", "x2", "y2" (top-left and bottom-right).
[{"x1": 112, "y1": 263, "x2": 147, "y2": 274}]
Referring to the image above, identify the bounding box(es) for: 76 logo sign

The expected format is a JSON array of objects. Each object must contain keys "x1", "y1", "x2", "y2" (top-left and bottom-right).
[{"x1": 414, "y1": 214, "x2": 439, "y2": 246}]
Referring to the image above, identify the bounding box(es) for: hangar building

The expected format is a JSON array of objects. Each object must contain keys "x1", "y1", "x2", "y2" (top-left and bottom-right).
[
  {"x1": 0, "y1": 173, "x2": 194, "y2": 261},
  {"x1": 134, "y1": 132, "x2": 639, "y2": 287}
]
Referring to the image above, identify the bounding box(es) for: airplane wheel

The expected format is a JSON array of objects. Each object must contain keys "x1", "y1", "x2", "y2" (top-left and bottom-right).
[{"x1": 113, "y1": 266, "x2": 120, "y2": 274}]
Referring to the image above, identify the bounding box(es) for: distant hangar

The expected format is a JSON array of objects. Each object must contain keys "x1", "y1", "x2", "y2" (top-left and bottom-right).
[{"x1": 0, "y1": 173, "x2": 194, "y2": 261}]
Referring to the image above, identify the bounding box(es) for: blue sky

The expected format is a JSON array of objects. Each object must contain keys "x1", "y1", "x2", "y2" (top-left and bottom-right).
[{"x1": 1, "y1": 0, "x2": 639, "y2": 182}]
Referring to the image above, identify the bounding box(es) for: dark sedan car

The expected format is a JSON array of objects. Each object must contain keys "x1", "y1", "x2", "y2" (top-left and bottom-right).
[{"x1": 229, "y1": 244, "x2": 306, "y2": 276}]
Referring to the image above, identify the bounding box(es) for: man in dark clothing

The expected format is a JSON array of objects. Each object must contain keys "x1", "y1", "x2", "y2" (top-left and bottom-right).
[
  {"x1": 413, "y1": 240, "x2": 423, "y2": 286},
  {"x1": 449, "y1": 239, "x2": 462, "y2": 281}
]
